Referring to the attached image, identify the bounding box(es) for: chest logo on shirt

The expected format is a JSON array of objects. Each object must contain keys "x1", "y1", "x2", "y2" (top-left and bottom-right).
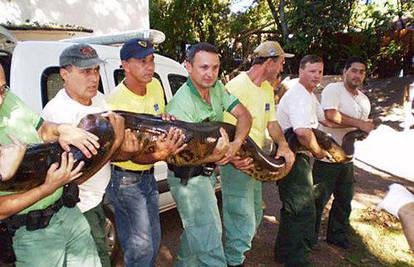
[
  {"x1": 265, "y1": 103, "x2": 270, "y2": 112},
  {"x1": 154, "y1": 103, "x2": 159, "y2": 112}
]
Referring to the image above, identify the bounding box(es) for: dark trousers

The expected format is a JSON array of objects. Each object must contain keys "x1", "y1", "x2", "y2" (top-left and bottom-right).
[
  {"x1": 83, "y1": 201, "x2": 111, "y2": 267},
  {"x1": 312, "y1": 160, "x2": 354, "y2": 243},
  {"x1": 275, "y1": 154, "x2": 315, "y2": 267}
]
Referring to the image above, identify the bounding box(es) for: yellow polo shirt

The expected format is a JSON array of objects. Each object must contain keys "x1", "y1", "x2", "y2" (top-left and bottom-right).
[
  {"x1": 224, "y1": 72, "x2": 276, "y2": 149},
  {"x1": 107, "y1": 78, "x2": 165, "y2": 170}
]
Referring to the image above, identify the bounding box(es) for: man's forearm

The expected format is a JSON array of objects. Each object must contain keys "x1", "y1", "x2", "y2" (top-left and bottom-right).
[
  {"x1": 295, "y1": 128, "x2": 324, "y2": 157},
  {"x1": 0, "y1": 184, "x2": 57, "y2": 220},
  {"x1": 319, "y1": 119, "x2": 347, "y2": 129},
  {"x1": 233, "y1": 116, "x2": 251, "y2": 144},
  {"x1": 231, "y1": 104, "x2": 252, "y2": 144},
  {"x1": 325, "y1": 109, "x2": 365, "y2": 128},
  {"x1": 268, "y1": 121, "x2": 288, "y2": 147},
  {"x1": 37, "y1": 121, "x2": 61, "y2": 142}
]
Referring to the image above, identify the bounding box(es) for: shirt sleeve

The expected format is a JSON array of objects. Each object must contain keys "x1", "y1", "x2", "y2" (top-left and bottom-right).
[
  {"x1": 155, "y1": 81, "x2": 166, "y2": 114},
  {"x1": 166, "y1": 96, "x2": 193, "y2": 122},
  {"x1": 321, "y1": 84, "x2": 340, "y2": 110},
  {"x1": 288, "y1": 93, "x2": 313, "y2": 130},
  {"x1": 14, "y1": 93, "x2": 43, "y2": 130},
  {"x1": 316, "y1": 100, "x2": 325, "y2": 121}
]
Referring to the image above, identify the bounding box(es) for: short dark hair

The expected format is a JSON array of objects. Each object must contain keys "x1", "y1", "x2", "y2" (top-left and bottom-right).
[
  {"x1": 186, "y1": 42, "x2": 218, "y2": 63},
  {"x1": 299, "y1": 55, "x2": 323, "y2": 69},
  {"x1": 252, "y1": 56, "x2": 279, "y2": 66},
  {"x1": 344, "y1": 56, "x2": 366, "y2": 71}
]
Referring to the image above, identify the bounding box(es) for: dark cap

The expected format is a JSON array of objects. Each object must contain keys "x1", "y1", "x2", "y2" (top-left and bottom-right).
[
  {"x1": 59, "y1": 43, "x2": 104, "y2": 68},
  {"x1": 120, "y1": 38, "x2": 154, "y2": 61}
]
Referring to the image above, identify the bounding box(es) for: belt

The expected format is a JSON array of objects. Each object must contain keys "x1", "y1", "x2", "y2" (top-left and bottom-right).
[
  {"x1": 3, "y1": 182, "x2": 80, "y2": 232},
  {"x1": 112, "y1": 165, "x2": 154, "y2": 175},
  {"x1": 167, "y1": 163, "x2": 216, "y2": 185}
]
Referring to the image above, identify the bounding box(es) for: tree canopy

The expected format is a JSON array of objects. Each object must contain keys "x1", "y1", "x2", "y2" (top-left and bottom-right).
[{"x1": 150, "y1": 0, "x2": 414, "y2": 78}]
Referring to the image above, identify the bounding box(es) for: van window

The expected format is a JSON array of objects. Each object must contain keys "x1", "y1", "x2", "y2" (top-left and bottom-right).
[
  {"x1": 168, "y1": 74, "x2": 187, "y2": 95},
  {"x1": 40, "y1": 67, "x2": 103, "y2": 107}
]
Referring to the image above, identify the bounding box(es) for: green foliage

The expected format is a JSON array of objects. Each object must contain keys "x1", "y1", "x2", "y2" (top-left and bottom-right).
[
  {"x1": 150, "y1": 0, "x2": 414, "y2": 77},
  {"x1": 150, "y1": 0, "x2": 231, "y2": 62}
]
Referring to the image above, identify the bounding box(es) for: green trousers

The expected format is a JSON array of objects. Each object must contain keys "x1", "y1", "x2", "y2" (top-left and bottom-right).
[
  {"x1": 312, "y1": 160, "x2": 354, "y2": 244},
  {"x1": 83, "y1": 202, "x2": 111, "y2": 267},
  {"x1": 167, "y1": 172, "x2": 226, "y2": 267},
  {"x1": 13, "y1": 206, "x2": 101, "y2": 267},
  {"x1": 220, "y1": 164, "x2": 262, "y2": 266},
  {"x1": 275, "y1": 154, "x2": 315, "y2": 267}
]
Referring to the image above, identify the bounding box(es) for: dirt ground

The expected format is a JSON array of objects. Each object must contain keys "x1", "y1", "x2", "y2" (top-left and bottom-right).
[
  {"x1": 156, "y1": 75, "x2": 414, "y2": 267},
  {"x1": 248, "y1": 75, "x2": 414, "y2": 267}
]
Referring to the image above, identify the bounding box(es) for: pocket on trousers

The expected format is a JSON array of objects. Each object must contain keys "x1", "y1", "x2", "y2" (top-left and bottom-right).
[{"x1": 119, "y1": 173, "x2": 142, "y2": 189}]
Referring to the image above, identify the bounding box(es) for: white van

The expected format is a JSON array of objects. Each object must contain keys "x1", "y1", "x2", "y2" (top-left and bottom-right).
[{"x1": 1, "y1": 40, "x2": 188, "y2": 213}]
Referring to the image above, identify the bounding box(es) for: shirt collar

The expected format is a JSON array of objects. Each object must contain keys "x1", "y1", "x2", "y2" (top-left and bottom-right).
[{"x1": 186, "y1": 78, "x2": 218, "y2": 99}]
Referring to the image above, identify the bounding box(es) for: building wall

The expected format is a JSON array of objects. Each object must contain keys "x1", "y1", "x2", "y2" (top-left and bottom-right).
[{"x1": 0, "y1": 0, "x2": 149, "y2": 35}]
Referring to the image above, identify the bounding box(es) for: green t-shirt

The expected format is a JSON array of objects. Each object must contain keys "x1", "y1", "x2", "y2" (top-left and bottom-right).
[
  {"x1": 166, "y1": 79, "x2": 239, "y2": 123},
  {"x1": 0, "y1": 92, "x2": 63, "y2": 214}
]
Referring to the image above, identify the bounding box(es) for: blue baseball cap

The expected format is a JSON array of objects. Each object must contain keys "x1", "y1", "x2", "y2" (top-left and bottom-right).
[{"x1": 120, "y1": 38, "x2": 154, "y2": 61}]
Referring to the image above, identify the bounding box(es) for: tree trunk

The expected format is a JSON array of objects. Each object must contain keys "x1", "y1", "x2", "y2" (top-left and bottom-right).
[
  {"x1": 279, "y1": 0, "x2": 288, "y2": 43},
  {"x1": 266, "y1": 0, "x2": 288, "y2": 43}
]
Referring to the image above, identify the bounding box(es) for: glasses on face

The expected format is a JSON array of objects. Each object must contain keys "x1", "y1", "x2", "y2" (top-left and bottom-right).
[{"x1": 0, "y1": 84, "x2": 9, "y2": 96}]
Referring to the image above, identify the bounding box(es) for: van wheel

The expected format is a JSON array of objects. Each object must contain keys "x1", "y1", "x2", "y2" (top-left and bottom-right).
[{"x1": 103, "y1": 203, "x2": 124, "y2": 267}]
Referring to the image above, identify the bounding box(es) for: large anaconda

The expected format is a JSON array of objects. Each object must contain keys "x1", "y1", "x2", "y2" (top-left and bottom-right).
[
  {"x1": 2, "y1": 112, "x2": 363, "y2": 191},
  {"x1": 114, "y1": 111, "x2": 287, "y2": 182},
  {"x1": 284, "y1": 127, "x2": 373, "y2": 162}
]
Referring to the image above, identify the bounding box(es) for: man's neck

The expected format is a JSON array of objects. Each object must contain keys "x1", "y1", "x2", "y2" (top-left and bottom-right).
[
  {"x1": 298, "y1": 79, "x2": 314, "y2": 93},
  {"x1": 124, "y1": 78, "x2": 147, "y2": 96},
  {"x1": 191, "y1": 79, "x2": 211, "y2": 104},
  {"x1": 65, "y1": 88, "x2": 92, "y2": 106},
  {"x1": 246, "y1": 66, "x2": 267, "y2": 87},
  {"x1": 197, "y1": 86, "x2": 210, "y2": 104},
  {"x1": 344, "y1": 83, "x2": 358, "y2": 96}
]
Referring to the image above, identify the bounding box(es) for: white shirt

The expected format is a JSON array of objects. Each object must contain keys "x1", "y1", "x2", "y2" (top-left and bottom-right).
[
  {"x1": 277, "y1": 79, "x2": 324, "y2": 131},
  {"x1": 318, "y1": 82, "x2": 371, "y2": 145},
  {"x1": 41, "y1": 89, "x2": 111, "y2": 212}
]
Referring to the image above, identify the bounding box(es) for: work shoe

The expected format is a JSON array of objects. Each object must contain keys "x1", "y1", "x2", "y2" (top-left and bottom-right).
[{"x1": 327, "y1": 239, "x2": 351, "y2": 249}]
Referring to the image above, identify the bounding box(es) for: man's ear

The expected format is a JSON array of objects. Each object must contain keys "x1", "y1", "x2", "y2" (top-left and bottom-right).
[
  {"x1": 184, "y1": 60, "x2": 192, "y2": 74},
  {"x1": 60, "y1": 68, "x2": 68, "y2": 80},
  {"x1": 121, "y1": 60, "x2": 129, "y2": 73}
]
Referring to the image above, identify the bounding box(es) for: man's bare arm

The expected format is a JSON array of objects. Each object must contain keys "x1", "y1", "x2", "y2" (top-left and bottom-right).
[
  {"x1": 216, "y1": 103, "x2": 252, "y2": 165},
  {"x1": 268, "y1": 121, "x2": 295, "y2": 170},
  {"x1": 325, "y1": 109, "x2": 374, "y2": 132},
  {"x1": 295, "y1": 128, "x2": 326, "y2": 159},
  {"x1": 37, "y1": 121, "x2": 100, "y2": 158},
  {"x1": 0, "y1": 152, "x2": 84, "y2": 219}
]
